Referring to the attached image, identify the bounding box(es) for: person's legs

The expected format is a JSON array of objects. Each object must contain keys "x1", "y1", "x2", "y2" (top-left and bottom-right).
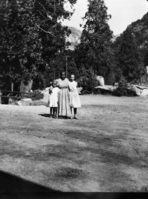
[
  {"x1": 57, "y1": 102, "x2": 60, "y2": 118},
  {"x1": 70, "y1": 107, "x2": 72, "y2": 114},
  {"x1": 70, "y1": 107, "x2": 73, "y2": 118},
  {"x1": 55, "y1": 107, "x2": 58, "y2": 118},
  {"x1": 52, "y1": 107, "x2": 55, "y2": 117},
  {"x1": 50, "y1": 107, "x2": 53, "y2": 117},
  {"x1": 74, "y1": 108, "x2": 77, "y2": 119},
  {"x1": 53, "y1": 107, "x2": 58, "y2": 118}
]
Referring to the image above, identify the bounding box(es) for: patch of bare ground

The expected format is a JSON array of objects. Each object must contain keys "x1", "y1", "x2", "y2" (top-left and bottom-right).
[{"x1": 0, "y1": 95, "x2": 148, "y2": 192}]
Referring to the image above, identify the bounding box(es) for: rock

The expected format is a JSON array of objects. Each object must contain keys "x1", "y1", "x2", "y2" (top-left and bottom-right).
[
  {"x1": 8, "y1": 98, "x2": 19, "y2": 105},
  {"x1": 128, "y1": 85, "x2": 142, "y2": 96},
  {"x1": 128, "y1": 85, "x2": 148, "y2": 97},
  {"x1": 96, "y1": 76, "x2": 105, "y2": 86},
  {"x1": 66, "y1": 27, "x2": 81, "y2": 50},
  {"x1": 140, "y1": 89, "x2": 148, "y2": 97},
  {"x1": 17, "y1": 98, "x2": 32, "y2": 106}
]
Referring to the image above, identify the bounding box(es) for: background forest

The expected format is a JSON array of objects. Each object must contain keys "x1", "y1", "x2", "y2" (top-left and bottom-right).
[{"x1": 0, "y1": 0, "x2": 148, "y2": 93}]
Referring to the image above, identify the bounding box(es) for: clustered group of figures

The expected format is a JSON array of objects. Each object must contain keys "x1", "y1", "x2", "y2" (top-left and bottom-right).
[{"x1": 48, "y1": 71, "x2": 81, "y2": 119}]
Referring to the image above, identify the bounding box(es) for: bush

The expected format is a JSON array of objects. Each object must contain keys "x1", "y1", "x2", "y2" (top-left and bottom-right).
[
  {"x1": 93, "y1": 88, "x2": 101, "y2": 94},
  {"x1": 80, "y1": 90, "x2": 92, "y2": 95},
  {"x1": 106, "y1": 71, "x2": 116, "y2": 85},
  {"x1": 77, "y1": 67, "x2": 98, "y2": 94},
  {"x1": 113, "y1": 77, "x2": 128, "y2": 96},
  {"x1": 113, "y1": 77, "x2": 136, "y2": 96}
]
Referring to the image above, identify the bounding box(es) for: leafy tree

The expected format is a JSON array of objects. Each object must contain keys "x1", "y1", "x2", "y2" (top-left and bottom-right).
[
  {"x1": 144, "y1": 49, "x2": 148, "y2": 67},
  {"x1": 0, "y1": 0, "x2": 44, "y2": 90},
  {"x1": 75, "y1": 0, "x2": 116, "y2": 86},
  {"x1": 115, "y1": 28, "x2": 144, "y2": 82},
  {"x1": 0, "y1": 0, "x2": 77, "y2": 90},
  {"x1": 32, "y1": 0, "x2": 77, "y2": 87},
  {"x1": 77, "y1": 67, "x2": 98, "y2": 94}
]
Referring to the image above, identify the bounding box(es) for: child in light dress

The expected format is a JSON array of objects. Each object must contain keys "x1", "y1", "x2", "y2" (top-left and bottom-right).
[
  {"x1": 48, "y1": 81, "x2": 53, "y2": 108},
  {"x1": 49, "y1": 80, "x2": 59, "y2": 118},
  {"x1": 68, "y1": 74, "x2": 81, "y2": 119}
]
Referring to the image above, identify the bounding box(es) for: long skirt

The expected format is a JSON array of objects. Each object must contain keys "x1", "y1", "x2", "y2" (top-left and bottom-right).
[
  {"x1": 58, "y1": 88, "x2": 71, "y2": 117},
  {"x1": 69, "y1": 92, "x2": 81, "y2": 108}
]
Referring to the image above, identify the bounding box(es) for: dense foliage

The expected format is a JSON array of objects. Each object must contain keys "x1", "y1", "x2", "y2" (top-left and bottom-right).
[
  {"x1": 75, "y1": 0, "x2": 117, "y2": 87},
  {"x1": 0, "y1": 0, "x2": 148, "y2": 94},
  {"x1": 113, "y1": 77, "x2": 136, "y2": 97},
  {"x1": 113, "y1": 12, "x2": 148, "y2": 84},
  {"x1": 0, "y1": 0, "x2": 77, "y2": 90},
  {"x1": 113, "y1": 29, "x2": 144, "y2": 82}
]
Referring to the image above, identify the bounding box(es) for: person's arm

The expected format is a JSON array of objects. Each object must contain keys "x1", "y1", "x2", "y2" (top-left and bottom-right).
[
  {"x1": 68, "y1": 81, "x2": 71, "y2": 91},
  {"x1": 75, "y1": 81, "x2": 79, "y2": 93},
  {"x1": 76, "y1": 81, "x2": 78, "y2": 88},
  {"x1": 56, "y1": 80, "x2": 60, "y2": 88}
]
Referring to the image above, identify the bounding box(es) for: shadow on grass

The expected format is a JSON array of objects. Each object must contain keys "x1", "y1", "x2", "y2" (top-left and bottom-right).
[
  {"x1": 39, "y1": 114, "x2": 69, "y2": 119},
  {"x1": 39, "y1": 114, "x2": 51, "y2": 118},
  {"x1": 0, "y1": 170, "x2": 58, "y2": 198},
  {"x1": 0, "y1": 166, "x2": 146, "y2": 199},
  {"x1": 0, "y1": 170, "x2": 112, "y2": 199}
]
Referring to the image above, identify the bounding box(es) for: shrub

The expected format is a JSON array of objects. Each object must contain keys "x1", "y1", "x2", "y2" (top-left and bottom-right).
[
  {"x1": 93, "y1": 88, "x2": 101, "y2": 95},
  {"x1": 105, "y1": 71, "x2": 116, "y2": 85},
  {"x1": 80, "y1": 90, "x2": 92, "y2": 95},
  {"x1": 77, "y1": 67, "x2": 98, "y2": 94},
  {"x1": 113, "y1": 77, "x2": 136, "y2": 96},
  {"x1": 113, "y1": 77, "x2": 128, "y2": 96}
]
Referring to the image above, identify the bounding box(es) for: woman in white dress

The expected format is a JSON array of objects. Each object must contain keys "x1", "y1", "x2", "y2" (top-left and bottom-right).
[
  {"x1": 56, "y1": 72, "x2": 71, "y2": 119},
  {"x1": 68, "y1": 74, "x2": 81, "y2": 119}
]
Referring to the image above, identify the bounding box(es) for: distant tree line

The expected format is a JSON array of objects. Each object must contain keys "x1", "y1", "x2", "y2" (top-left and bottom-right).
[
  {"x1": 0, "y1": 0, "x2": 147, "y2": 93},
  {"x1": 73, "y1": 0, "x2": 147, "y2": 93}
]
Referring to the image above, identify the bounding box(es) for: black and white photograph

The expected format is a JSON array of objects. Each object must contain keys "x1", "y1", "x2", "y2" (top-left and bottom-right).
[{"x1": 0, "y1": 0, "x2": 148, "y2": 197}]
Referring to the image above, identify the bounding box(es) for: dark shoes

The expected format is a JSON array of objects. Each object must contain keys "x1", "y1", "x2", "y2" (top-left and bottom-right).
[
  {"x1": 52, "y1": 116, "x2": 78, "y2": 119},
  {"x1": 49, "y1": 115, "x2": 57, "y2": 118},
  {"x1": 66, "y1": 116, "x2": 72, "y2": 119},
  {"x1": 57, "y1": 116, "x2": 71, "y2": 119}
]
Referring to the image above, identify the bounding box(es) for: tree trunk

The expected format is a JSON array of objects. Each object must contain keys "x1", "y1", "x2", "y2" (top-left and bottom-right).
[{"x1": 11, "y1": 82, "x2": 14, "y2": 92}]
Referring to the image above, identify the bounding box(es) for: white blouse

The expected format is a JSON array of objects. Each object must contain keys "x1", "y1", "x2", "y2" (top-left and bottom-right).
[{"x1": 68, "y1": 81, "x2": 78, "y2": 92}]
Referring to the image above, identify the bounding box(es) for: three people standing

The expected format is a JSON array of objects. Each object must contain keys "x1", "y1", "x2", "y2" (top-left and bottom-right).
[{"x1": 49, "y1": 71, "x2": 81, "y2": 119}]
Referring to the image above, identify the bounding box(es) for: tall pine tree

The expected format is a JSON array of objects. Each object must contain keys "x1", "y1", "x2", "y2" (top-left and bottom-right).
[
  {"x1": 116, "y1": 28, "x2": 144, "y2": 82},
  {"x1": 75, "y1": 0, "x2": 116, "y2": 85}
]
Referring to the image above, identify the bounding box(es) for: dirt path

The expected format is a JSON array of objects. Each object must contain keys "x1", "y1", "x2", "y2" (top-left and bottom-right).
[{"x1": 0, "y1": 95, "x2": 148, "y2": 192}]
